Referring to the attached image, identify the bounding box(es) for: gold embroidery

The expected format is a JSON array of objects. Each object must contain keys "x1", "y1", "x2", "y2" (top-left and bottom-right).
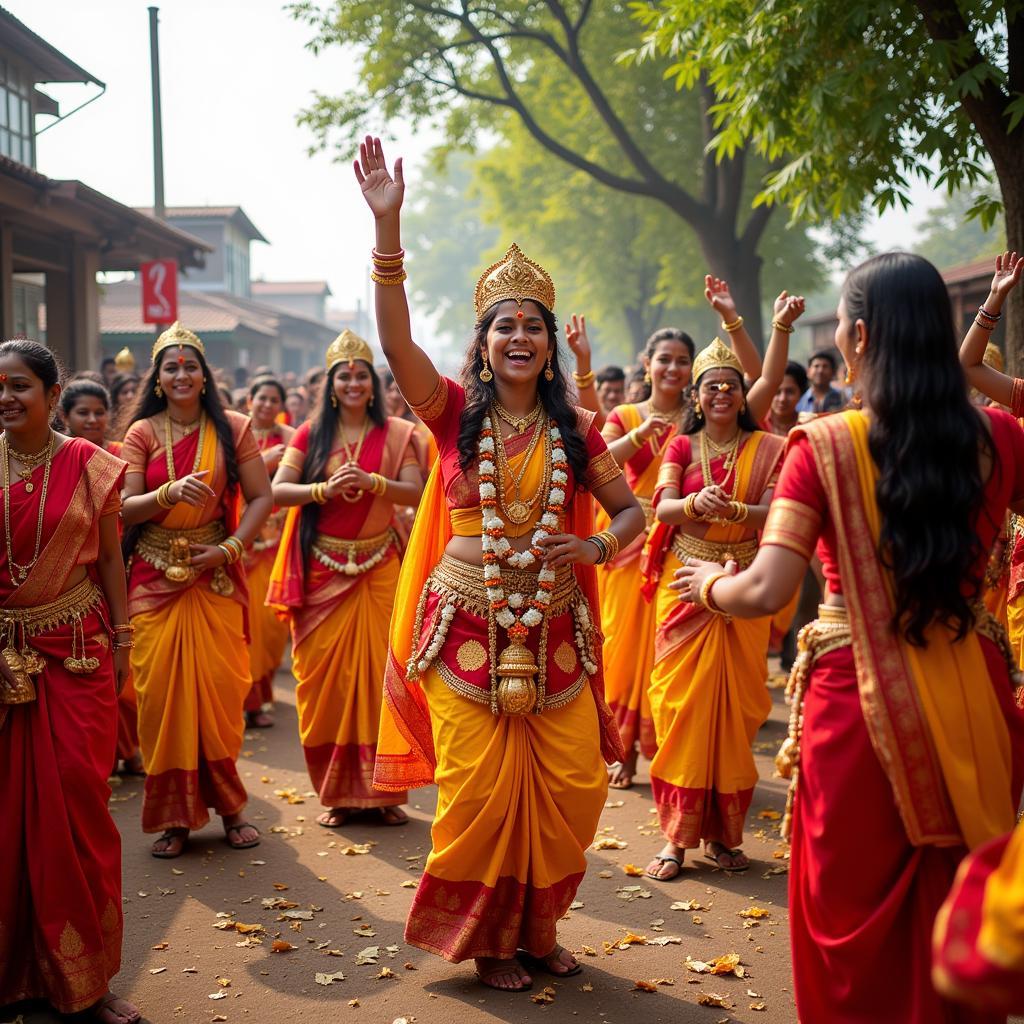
[
  {"x1": 553, "y1": 641, "x2": 577, "y2": 674},
  {"x1": 410, "y1": 376, "x2": 448, "y2": 422},
  {"x1": 671, "y1": 532, "x2": 758, "y2": 569},
  {"x1": 656, "y1": 459, "x2": 682, "y2": 492},
  {"x1": 456, "y1": 640, "x2": 487, "y2": 672},
  {"x1": 59, "y1": 921, "x2": 85, "y2": 959},
  {"x1": 761, "y1": 497, "x2": 822, "y2": 561},
  {"x1": 101, "y1": 899, "x2": 119, "y2": 935},
  {"x1": 585, "y1": 448, "x2": 622, "y2": 490},
  {"x1": 280, "y1": 447, "x2": 305, "y2": 472}
]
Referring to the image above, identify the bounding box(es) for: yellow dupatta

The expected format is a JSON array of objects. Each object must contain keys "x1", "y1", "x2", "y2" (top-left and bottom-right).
[{"x1": 804, "y1": 411, "x2": 1014, "y2": 849}]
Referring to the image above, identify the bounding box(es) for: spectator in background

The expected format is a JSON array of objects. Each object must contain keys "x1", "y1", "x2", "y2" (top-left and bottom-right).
[
  {"x1": 624, "y1": 365, "x2": 650, "y2": 403},
  {"x1": 595, "y1": 365, "x2": 626, "y2": 414},
  {"x1": 795, "y1": 349, "x2": 844, "y2": 414},
  {"x1": 303, "y1": 367, "x2": 326, "y2": 410},
  {"x1": 100, "y1": 355, "x2": 117, "y2": 386},
  {"x1": 109, "y1": 373, "x2": 140, "y2": 442},
  {"x1": 285, "y1": 387, "x2": 309, "y2": 425},
  {"x1": 765, "y1": 360, "x2": 809, "y2": 436}
]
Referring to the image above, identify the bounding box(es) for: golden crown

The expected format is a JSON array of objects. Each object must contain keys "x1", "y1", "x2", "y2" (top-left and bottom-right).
[
  {"x1": 114, "y1": 346, "x2": 136, "y2": 372},
  {"x1": 692, "y1": 337, "x2": 744, "y2": 383},
  {"x1": 474, "y1": 243, "x2": 555, "y2": 321},
  {"x1": 151, "y1": 322, "x2": 205, "y2": 363},
  {"x1": 326, "y1": 329, "x2": 374, "y2": 372}
]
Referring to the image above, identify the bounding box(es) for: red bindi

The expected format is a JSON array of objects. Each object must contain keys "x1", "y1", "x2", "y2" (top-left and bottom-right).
[
  {"x1": 516, "y1": 311, "x2": 524, "y2": 319},
  {"x1": 0, "y1": 373, "x2": 7, "y2": 383},
  {"x1": 177, "y1": 354, "x2": 185, "y2": 365}
]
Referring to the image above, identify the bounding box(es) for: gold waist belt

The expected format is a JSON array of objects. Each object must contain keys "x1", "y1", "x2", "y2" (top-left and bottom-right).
[
  {"x1": 671, "y1": 532, "x2": 759, "y2": 569},
  {"x1": 0, "y1": 578, "x2": 105, "y2": 706},
  {"x1": 136, "y1": 520, "x2": 234, "y2": 595},
  {"x1": 429, "y1": 552, "x2": 578, "y2": 618},
  {"x1": 637, "y1": 495, "x2": 654, "y2": 531},
  {"x1": 312, "y1": 528, "x2": 397, "y2": 577}
]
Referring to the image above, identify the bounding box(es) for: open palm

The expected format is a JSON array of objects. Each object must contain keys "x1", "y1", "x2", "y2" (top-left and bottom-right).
[
  {"x1": 354, "y1": 135, "x2": 405, "y2": 219},
  {"x1": 991, "y1": 250, "x2": 1023, "y2": 301},
  {"x1": 704, "y1": 275, "x2": 738, "y2": 320}
]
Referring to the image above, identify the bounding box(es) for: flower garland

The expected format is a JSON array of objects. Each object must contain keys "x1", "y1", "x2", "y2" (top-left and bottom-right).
[{"x1": 479, "y1": 412, "x2": 568, "y2": 643}]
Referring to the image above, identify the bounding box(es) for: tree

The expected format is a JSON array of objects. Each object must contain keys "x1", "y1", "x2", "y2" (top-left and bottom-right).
[
  {"x1": 914, "y1": 187, "x2": 1006, "y2": 270},
  {"x1": 629, "y1": 0, "x2": 1024, "y2": 365},
  {"x1": 289, "y1": 0, "x2": 787, "y2": 344}
]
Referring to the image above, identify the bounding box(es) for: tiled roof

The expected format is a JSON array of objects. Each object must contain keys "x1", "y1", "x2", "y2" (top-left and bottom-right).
[
  {"x1": 252, "y1": 280, "x2": 332, "y2": 297},
  {"x1": 940, "y1": 255, "x2": 998, "y2": 286},
  {"x1": 134, "y1": 205, "x2": 268, "y2": 243}
]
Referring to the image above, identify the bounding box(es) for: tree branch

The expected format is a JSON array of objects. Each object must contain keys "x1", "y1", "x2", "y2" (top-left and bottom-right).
[
  {"x1": 699, "y1": 75, "x2": 718, "y2": 210},
  {"x1": 739, "y1": 201, "x2": 774, "y2": 252}
]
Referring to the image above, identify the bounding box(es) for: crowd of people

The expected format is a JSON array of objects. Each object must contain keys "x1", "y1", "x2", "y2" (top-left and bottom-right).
[{"x1": 2, "y1": 132, "x2": 1024, "y2": 1023}]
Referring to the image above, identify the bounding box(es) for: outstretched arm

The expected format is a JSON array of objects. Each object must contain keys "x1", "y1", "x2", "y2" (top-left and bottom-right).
[
  {"x1": 960, "y1": 251, "x2": 1023, "y2": 409},
  {"x1": 566, "y1": 314, "x2": 604, "y2": 427},
  {"x1": 745, "y1": 292, "x2": 805, "y2": 422},
  {"x1": 705, "y1": 275, "x2": 762, "y2": 381},
  {"x1": 354, "y1": 136, "x2": 440, "y2": 407}
]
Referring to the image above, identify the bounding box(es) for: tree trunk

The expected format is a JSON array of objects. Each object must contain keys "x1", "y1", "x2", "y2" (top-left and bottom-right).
[
  {"x1": 694, "y1": 224, "x2": 767, "y2": 349},
  {"x1": 622, "y1": 304, "x2": 649, "y2": 359},
  {"x1": 995, "y1": 159, "x2": 1024, "y2": 375}
]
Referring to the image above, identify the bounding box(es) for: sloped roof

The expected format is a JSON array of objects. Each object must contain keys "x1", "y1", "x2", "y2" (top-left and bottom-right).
[
  {"x1": 0, "y1": 7, "x2": 103, "y2": 85},
  {"x1": 135, "y1": 205, "x2": 268, "y2": 244},
  {"x1": 252, "y1": 280, "x2": 332, "y2": 297}
]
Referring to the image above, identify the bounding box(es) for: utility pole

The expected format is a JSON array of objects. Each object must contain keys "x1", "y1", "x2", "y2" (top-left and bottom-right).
[{"x1": 149, "y1": 6, "x2": 165, "y2": 220}]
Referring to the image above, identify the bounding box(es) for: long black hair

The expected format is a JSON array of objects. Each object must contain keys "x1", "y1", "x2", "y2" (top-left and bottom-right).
[
  {"x1": 684, "y1": 366, "x2": 761, "y2": 436},
  {"x1": 298, "y1": 359, "x2": 385, "y2": 564},
  {"x1": 457, "y1": 302, "x2": 590, "y2": 487},
  {"x1": 844, "y1": 251, "x2": 992, "y2": 646}
]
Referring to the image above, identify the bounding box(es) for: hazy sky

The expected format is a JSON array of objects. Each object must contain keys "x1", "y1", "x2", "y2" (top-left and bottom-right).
[{"x1": 22, "y1": 0, "x2": 941, "y2": 333}]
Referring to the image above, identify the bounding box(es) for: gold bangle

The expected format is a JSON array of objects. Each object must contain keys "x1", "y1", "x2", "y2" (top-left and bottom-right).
[
  {"x1": 699, "y1": 571, "x2": 729, "y2": 614},
  {"x1": 223, "y1": 536, "x2": 244, "y2": 559},
  {"x1": 974, "y1": 317, "x2": 996, "y2": 332},
  {"x1": 112, "y1": 639, "x2": 136, "y2": 650},
  {"x1": 683, "y1": 492, "x2": 707, "y2": 522},
  {"x1": 369, "y1": 473, "x2": 387, "y2": 496},
  {"x1": 728, "y1": 501, "x2": 749, "y2": 523},
  {"x1": 596, "y1": 529, "x2": 620, "y2": 561},
  {"x1": 217, "y1": 543, "x2": 235, "y2": 565},
  {"x1": 585, "y1": 534, "x2": 608, "y2": 564},
  {"x1": 573, "y1": 370, "x2": 596, "y2": 388},
  {"x1": 311, "y1": 482, "x2": 327, "y2": 505},
  {"x1": 371, "y1": 270, "x2": 408, "y2": 286},
  {"x1": 372, "y1": 248, "x2": 405, "y2": 263},
  {"x1": 155, "y1": 481, "x2": 175, "y2": 509},
  {"x1": 771, "y1": 320, "x2": 795, "y2": 335},
  {"x1": 722, "y1": 317, "x2": 744, "y2": 333},
  {"x1": 628, "y1": 427, "x2": 644, "y2": 449}
]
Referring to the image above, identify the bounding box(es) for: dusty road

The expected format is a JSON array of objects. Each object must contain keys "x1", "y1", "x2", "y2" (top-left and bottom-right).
[{"x1": 5, "y1": 664, "x2": 796, "y2": 1024}]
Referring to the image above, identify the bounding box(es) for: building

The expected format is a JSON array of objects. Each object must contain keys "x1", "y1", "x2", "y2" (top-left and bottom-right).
[
  {"x1": 0, "y1": 7, "x2": 209, "y2": 370},
  {"x1": 252, "y1": 279, "x2": 331, "y2": 322}
]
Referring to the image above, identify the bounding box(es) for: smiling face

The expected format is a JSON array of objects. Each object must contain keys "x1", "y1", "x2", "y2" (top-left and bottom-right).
[
  {"x1": 596, "y1": 378, "x2": 625, "y2": 413},
  {"x1": 0, "y1": 355, "x2": 59, "y2": 435},
  {"x1": 807, "y1": 356, "x2": 835, "y2": 390},
  {"x1": 248, "y1": 383, "x2": 283, "y2": 428},
  {"x1": 385, "y1": 379, "x2": 408, "y2": 418},
  {"x1": 285, "y1": 390, "x2": 307, "y2": 422},
  {"x1": 331, "y1": 361, "x2": 374, "y2": 414},
  {"x1": 695, "y1": 368, "x2": 744, "y2": 426},
  {"x1": 116, "y1": 379, "x2": 138, "y2": 407},
  {"x1": 771, "y1": 375, "x2": 803, "y2": 420},
  {"x1": 158, "y1": 346, "x2": 204, "y2": 409},
  {"x1": 482, "y1": 300, "x2": 552, "y2": 383},
  {"x1": 645, "y1": 339, "x2": 692, "y2": 396},
  {"x1": 65, "y1": 395, "x2": 109, "y2": 445}
]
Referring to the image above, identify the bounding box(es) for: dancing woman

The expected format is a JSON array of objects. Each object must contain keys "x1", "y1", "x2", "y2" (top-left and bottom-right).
[
  {"x1": 678, "y1": 252, "x2": 1024, "y2": 1022},
  {"x1": 270, "y1": 331, "x2": 423, "y2": 827},
  {"x1": 121, "y1": 323, "x2": 272, "y2": 858},
  {"x1": 243, "y1": 377, "x2": 294, "y2": 729},
  {"x1": 0, "y1": 341, "x2": 139, "y2": 1024},
  {"x1": 354, "y1": 136, "x2": 643, "y2": 992}
]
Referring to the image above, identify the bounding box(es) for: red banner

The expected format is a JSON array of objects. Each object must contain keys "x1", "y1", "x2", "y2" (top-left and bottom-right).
[{"x1": 141, "y1": 259, "x2": 178, "y2": 324}]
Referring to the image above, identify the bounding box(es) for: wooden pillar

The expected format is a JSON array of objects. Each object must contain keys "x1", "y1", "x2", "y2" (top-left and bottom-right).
[
  {"x1": 45, "y1": 245, "x2": 100, "y2": 372},
  {"x1": 44, "y1": 264, "x2": 72, "y2": 368}
]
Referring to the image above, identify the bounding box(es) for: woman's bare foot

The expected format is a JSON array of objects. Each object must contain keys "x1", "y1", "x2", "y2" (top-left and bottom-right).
[
  {"x1": 93, "y1": 991, "x2": 141, "y2": 1024},
  {"x1": 703, "y1": 840, "x2": 750, "y2": 872},
  {"x1": 245, "y1": 709, "x2": 274, "y2": 729},
  {"x1": 376, "y1": 805, "x2": 408, "y2": 826},
  {"x1": 519, "y1": 944, "x2": 582, "y2": 976},
  {"x1": 476, "y1": 957, "x2": 532, "y2": 991},
  {"x1": 608, "y1": 745, "x2": 639, "y2": 789},
  {"x1": 222, "y1": 814, "x2": 260, "y2": 849},
  {"x1": 646, "y1": 842, "x2": 685, "y2": 880},
  {"x1": 317, "y1": 808, "x2": 351, "y2": 828},
  {"x1": 151, "y1": 828, "x2": 188, "y2": 858}
]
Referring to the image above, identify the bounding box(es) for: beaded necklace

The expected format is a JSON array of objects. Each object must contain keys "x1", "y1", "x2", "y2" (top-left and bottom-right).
[
  {"x1": 2, "y1": 431, "x2": 54, "y2": 585},
  {"x1": 164, "y1": 412, "x2": 206, "y2": 482}
]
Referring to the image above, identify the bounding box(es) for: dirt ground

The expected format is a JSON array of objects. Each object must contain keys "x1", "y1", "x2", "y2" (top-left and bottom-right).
[{"x1": 4, "y1": 664, "x2": 797, "y2": 1024}]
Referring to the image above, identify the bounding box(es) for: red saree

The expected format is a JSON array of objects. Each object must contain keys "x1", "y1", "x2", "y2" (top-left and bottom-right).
[{"x1": 0, "y1": 439, "x2": 126, "y2": 1013}]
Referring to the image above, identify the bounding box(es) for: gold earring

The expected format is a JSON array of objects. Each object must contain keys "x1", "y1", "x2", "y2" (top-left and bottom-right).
[
  {"x1": 154, "y1": 382, "x2": 163, "y2": 398},
  {"x1": 479, "y1": 352, "x2": 493, "y2": 384},
  {"x1": 693, "y1": 398, "x2": 703, "y2": 419},
  {"x1": 368, "y1": 392, "x2": 374, "y2": 406},
  {"x1": 644, "y1": 369, "x2": 652, "y2": 385},
  {"x1": 330, "y1": 391, "x2": 338, "y2": 407},
  {"x1": 201, "y1": 377, "x2": 207, "y2": 396},
  {"x1": 544, "y1": 350, "x2": 555, "y2": 382},
  {"x1": 845, "y1": 364, "x2": 857, "y2": 385}
]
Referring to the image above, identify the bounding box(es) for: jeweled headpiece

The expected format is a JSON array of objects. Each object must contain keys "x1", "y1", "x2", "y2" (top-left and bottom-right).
[
  {"x1": 151, "y1": 322, "x2": 205, "y2": 363},
  {"x1": 474, "y1": 243, "x2": 555, "y2": 321},
  {"x1": 114, "y1": 346, "x2": 136, "y2": 372},
  {"x1": 692, "y1": 337, "x2": 744, "y2": 384},
  {"x1": 326, "y1": 329, "x2": 374, "y2": 372}
]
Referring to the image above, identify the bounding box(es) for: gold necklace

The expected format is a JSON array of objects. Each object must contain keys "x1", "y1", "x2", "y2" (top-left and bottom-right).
[
  {"x1": 338, "y1": 418, "x2": 369, "y2": 504},
  {"x1": 2, "y1": 431, "x2": 55, "y2": 584},
  {"x1": 167, "y1": 414, "x2": 200, "y2": 436},
  {"x1": 492, "y1": 410, "x2": 547, "y2": 525},
  {"x1": 164, "y1": 412, "x2": 206, "y2": 482},
  {"x1": 700, "y1": 430, "x2": 741, "y2": 501},
  {"x1": 640, "y1": 401, "x2": 683, "y2": 458},
  {"x1": 7, "y1": 436, "x2": 52, "y2": 494},
  {"x1": 492, "y1": 399, "x2": 542, "y2": 435}
]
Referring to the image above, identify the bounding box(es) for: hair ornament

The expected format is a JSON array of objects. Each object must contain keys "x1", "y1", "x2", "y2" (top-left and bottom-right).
[
  {"x1": 152, "y1": 322, "x2": 205, "y2": 363},
  {"x1": 692, "y1": 337, "x2": 744, "y2": 384},
  {"x1": 326, "y1": 329, "x2": 374, "y2": 372},
  {"x1": 474, "y1": 243, "x2": 555, "y2": 321}
]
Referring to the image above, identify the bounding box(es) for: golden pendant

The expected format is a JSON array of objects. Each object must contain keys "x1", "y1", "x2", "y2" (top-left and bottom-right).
[
  {"x1": 495, "y1": 641, "x2": 539, "y2": 716},
  {"x1": 775, "y1": 736, "x2": 798, "y2": 780},
  {"x1": 23, "y1": 481, "x2": 33, "y2": 494},
  {"x1": 505, "y1": 500, "x2": 531, "y2": 525},
  {"x1": 164, "y1": 535, "x2": 194, "y2": 583},
  {"x1": 64, "y1": 655, "x2": 100, "y2": 675},
  {"x1": 210, "y1": 566, "x2": 235, "y2": 597},
  {"x1": 21, "y1": 648, "x2": 45, "y2": 675},
  {"x1": 0, "y1": 646, "x2": 35, "y2": 704}
]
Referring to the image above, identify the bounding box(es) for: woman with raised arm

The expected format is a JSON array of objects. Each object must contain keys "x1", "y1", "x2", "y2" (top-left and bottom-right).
[
  {"x1": 269, "y1": 331, "x2": 422, "y2": 828},
  {"x1": 638, "y1": 306, "x2": 801, "y2": 881},
  {"x1": 677, "y1": 252, "x2": 1024, "y2": 1021},
  {"x1": 0, "y1": 341, "x2": 139, "y2": 1024},
  {"x1": 354, "y1": 136, "x2": 643, "y2": 993},
  {"x1": 121, "y1": 323, "x2": 272, "y2": 859}
]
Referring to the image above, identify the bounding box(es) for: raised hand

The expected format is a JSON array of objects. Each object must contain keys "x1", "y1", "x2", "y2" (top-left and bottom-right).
[
  {"x1": 353, "y1": 135, "x2": 405, "y2": 220},
  {"x1": 773, "y1": 290, "x2": 806, "y2": 328},
  {"x1": 565, "y1": 314, "x2": 592, "y2": 366},
  {"x1": 990, "y1": 251, "x2": 1023, "y2": 304},
  {"x1": 704, "y1": 275, "x2": 739, "y2": 322}
]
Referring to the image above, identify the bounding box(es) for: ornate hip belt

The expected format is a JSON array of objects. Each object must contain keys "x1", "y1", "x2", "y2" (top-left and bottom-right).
[
  {"x1": 0, "y1": 577, "x2": 105, "y2": 706},
  {"x1": 637, "y1": 495, "x2": 654, "y2": 531},
  {"x1": 671, "y1": 531, "x2": 759, "y2": 569},
  {"x1": 408, "y1": 554, "x2": 598, "y2": 718},
  {"x1": 136, "y1": 520, "x2": 234, "y2": 596},
  {"x1": 312, "y1": 527, "x2": 398, "y2": 577}
]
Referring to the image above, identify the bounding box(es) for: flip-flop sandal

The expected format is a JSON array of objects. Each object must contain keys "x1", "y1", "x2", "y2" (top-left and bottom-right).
[
  {"x1": 476, "y1": 963, "x2": 533, "y2": 992},
  {"x1": 645, "y1": 854, "x2": 683, "y2": 880},
  {"x1": 517, "y1": 946, "x2": 583, "y2": 978},
  {"x1": 317, "y1": 809, "x2": 351, "y2": 829},
  {"x1": 607, "y1": 762, "x2": 635, "y2": 790},
  {"x1": 703, "y1": 844, "x2": 750, "y2": 873},
  {"x1": 376, "y1": 806, "x2": 409, "y2": 826},
  {"x1": 151, "y1": 830, "x2": 188, "y2": 859},
  {"x1": 224, "y1": 823, "x2": 261, "y2": 850}
]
